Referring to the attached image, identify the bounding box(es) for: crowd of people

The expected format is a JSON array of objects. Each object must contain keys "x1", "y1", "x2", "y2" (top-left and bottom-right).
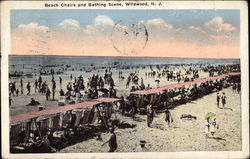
[{"x1": 9, "y1": 71, "x2": 118, "y2": 107}]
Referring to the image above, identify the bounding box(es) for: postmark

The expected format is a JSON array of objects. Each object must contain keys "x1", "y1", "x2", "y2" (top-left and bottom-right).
[{"x1": 111, "y1": 21, "x2": 148, "y2": 55}]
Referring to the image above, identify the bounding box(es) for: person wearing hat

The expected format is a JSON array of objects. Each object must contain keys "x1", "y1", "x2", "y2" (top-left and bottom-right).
[
  {"x1": 136, "y1": 140, "x2": 148, "y2": 152},
  {"x1": 101, "y1": 127, "x2": 117, "y2": 152}
]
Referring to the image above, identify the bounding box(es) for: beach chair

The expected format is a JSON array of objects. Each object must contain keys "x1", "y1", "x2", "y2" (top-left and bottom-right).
[{"x1": 10, "y1": 124, "x2": 22, "y2": 147}]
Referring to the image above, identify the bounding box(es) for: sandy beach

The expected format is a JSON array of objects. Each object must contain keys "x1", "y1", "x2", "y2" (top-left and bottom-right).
[
  {"x1": 57, "y1": 87, "x2": 241, "y2": 152},
  {"x1": 9, "y1": 57, "x2": 241, "y2": 152}
]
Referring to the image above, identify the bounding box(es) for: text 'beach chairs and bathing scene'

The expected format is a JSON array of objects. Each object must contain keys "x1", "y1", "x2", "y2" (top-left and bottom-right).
[{"x1": 8, "y1": 9, "x2": 242, "y2": 153}]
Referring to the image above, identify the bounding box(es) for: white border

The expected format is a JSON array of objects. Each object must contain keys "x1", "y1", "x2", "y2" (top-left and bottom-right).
[{"x1": 1, "y1": 1, "x2": 249, "y2": 159}]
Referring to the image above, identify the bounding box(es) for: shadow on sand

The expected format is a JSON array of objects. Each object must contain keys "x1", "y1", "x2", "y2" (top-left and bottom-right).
[
  {"x1": 218, "y1": 107, "x2": 233, "y2": 111},
  {"x1": 209, "y1": 136, "x2": 226, "y2": 141},
  {"x1": 116, "y1": 121, "x2": 136, "y2": 129},
  {"x1": 133, "y1": 117, "x2": 146, "y2": 122}
]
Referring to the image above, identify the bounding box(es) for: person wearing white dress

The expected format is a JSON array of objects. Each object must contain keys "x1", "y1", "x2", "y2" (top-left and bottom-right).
[{"x1": 205, "y1": 117, "x2": 219, "y2": 138}]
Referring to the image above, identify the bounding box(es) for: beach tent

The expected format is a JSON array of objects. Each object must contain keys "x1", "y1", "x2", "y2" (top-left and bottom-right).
[
  {"x1": 10, "y1": 101, "x2": 102, "y2": 124},
  {"x1": 131, "y1": 72, "x2": 240, "y2": 95},
  {"x1": 11, "y1": 97, "x2": 121, "y2": 124},
  {"x1": 11, "y1": 97, "x2": 121, "y2": 125},
  {"x1": 93, "y1": 97, "x2": 121, "y2": 126},
  {"x1": 93, "y1": 97, "x2": 120, "y2": 103},
  {"x1": 10, "y1": 97, "x2": 121, "y2": 145}
]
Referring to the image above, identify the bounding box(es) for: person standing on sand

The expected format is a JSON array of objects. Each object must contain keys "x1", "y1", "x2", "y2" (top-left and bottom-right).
[
  {"x1": 46, "y1": 87, "x2": 51, "y2": 101},
  {"x1": 20, "y1": 79, "x2": 23, "y2": 94},
  {"x1": 52, "y1": 81, "x2": 56, "y2": 101},
  {"x1": 38, "y1": 76, "x2": 42, "y2": 91},
  {"x1": 205, "y1": 116, "x2": 219, "y2": 138},
  {"x1": 237, "y1": 83, "x2": 241, "y2": 94},
  {"x1": 164, "y1": 109, "x2": 173, "y2": 128},
  {"x1": 10, "y1": 83, "x2": 15, "y2": 96},
  {"x1": 59, "y1": 77, "x2": 62, "y2": 89},
  {"x1": 221, "y1": 92, "x2": 227, "y2": 108},
  {"x1": 147, "y1": 104, "x2": 154, "y2": 127},
  {"x1": 120, "y1": 96, "x2": 126, "y2": 116},
  {"x1": 34, "y1": 79, "x2": 38, "y2": 93},
  {"x1": 51, "y1": 75, "x2": 55, "y2": 83},
  {"x1": 131, "y1": 105, "x2": 137, "y2": 120},
  {"x1": 210, "y1": 118, "x2": 219, "y2": 136},
  {"x1": 232, "y1": 83, "x2": 236, "y2": 93},
  {"x1": 216, "y1": 93, "x2": 220, "y2": 108},
  {"x1": 52, "y1": 89, "x2": 55, "y2": 101},
  {"x1": 9, "y1": 95, "x2": 14, "y2": 107},
  {"x1": 16, "y1": 89, "x2": 19, "y2": 96},
  {"x1": 101, "y1": 127, "x2": 117, "y2": 152},
  {"x1": 26, "y1": 82, "x2": 31, "y2": 95},
  {"x1": 41, "y1": 81, "x2": 47, "y2": 94}
]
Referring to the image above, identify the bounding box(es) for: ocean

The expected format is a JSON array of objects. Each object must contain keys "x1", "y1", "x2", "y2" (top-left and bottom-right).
[
  {"x1": 8, "y1": 55, "x2": 241, "y2": 90},
  {"x1": 9, "y1": 55, "x2": 240, "y2": 67}
]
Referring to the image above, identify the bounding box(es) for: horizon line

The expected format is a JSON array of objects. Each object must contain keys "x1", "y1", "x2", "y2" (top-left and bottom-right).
[{"x1": 9, "y1": 54, "x2": 240, "y2": 60}]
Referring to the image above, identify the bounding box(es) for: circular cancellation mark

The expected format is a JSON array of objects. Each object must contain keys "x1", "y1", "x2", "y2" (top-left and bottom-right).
[{"x1": 111, "y1": 21, "x2": 148, "y2": 56}]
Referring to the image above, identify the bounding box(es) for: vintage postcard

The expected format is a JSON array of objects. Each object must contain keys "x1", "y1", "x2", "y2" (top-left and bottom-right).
[{"x1": 1, "y1": 1, "x2": 249, "y2": 159}]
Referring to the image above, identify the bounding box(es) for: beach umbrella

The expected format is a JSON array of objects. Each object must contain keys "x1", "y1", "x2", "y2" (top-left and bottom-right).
[
  {"x1": 205, "y1": 112, "x2": 216, "y2": 120},
  {"x1": 155, "y1": 79, "x2": 160, "y2": 83}
]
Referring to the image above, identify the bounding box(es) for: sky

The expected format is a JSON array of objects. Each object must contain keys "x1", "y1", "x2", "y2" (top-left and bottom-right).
[{"x1": 11, "y1": 9, "x2": 240, "y2": 58}]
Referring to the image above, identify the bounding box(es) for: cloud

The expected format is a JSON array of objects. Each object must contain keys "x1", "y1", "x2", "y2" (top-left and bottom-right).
[
  {"x1": 82, "y1": 25, "x2": 97, "y2": 34},
  {"x1": 188, "y1": 26, "x2": 206, "y2": 34},
  {"x1": 17, "y1": 22, "x2": 50, "y2": 32},
  {"x1": 182, "y1": 17, "x2": 238, "y2": 45},
  {"x1": 141, "y1": 18, "x2": 178, "y2": 42},
  {"x1": 58, "y1": 19, "x2": 80, "y2": 30},
  {"x1": 82, "y1": 15, "x2": 114, "y2": 35},
  {"x1": 11, "y1": 16, "x2": 239, "y2": 58},
  {"x1": 93, "y1": 15, "x2": 114, "y2": 31},
  {"x1": 146, "y1": 18, "x2": 173, "y2": 30},
  {"x1": 12, "y1": 23, "x2": 52, "y2": 55},
  {"x1": 204, "y1": 17, "x2": 236, "y2": 32}
]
